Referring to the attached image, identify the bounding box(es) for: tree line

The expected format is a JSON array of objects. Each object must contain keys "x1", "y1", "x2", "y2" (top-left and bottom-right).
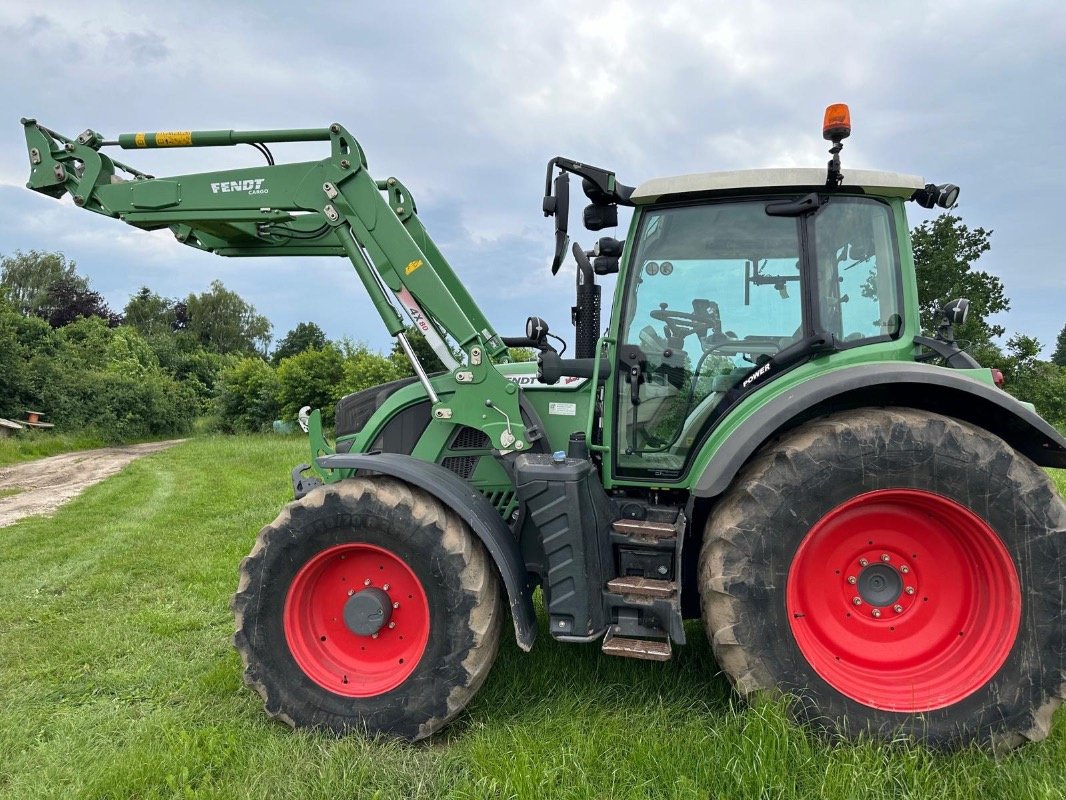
[
  {"x1": 0, "y1": 250, "x2": 438, "y2": 440},
  {"x1": 1, "y1": 212, "x2": 1064, "y2": 442}
]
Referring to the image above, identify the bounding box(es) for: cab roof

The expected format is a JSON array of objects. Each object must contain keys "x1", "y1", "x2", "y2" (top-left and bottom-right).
[{"x1": 630, "y1": 168, "x2": 924, "y2": 205}]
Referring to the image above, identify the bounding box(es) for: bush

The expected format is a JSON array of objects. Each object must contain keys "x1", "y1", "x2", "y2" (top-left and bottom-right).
[
  {"x1": 214, "y1": 358, "x2": 281, "y2": 433},
  {"x1": 276, "y1": 346, "x2": 346, "y2": 425},
  {"x1": 339, "y1": 343, "x2": 407, "y2": 395},
  {"x1": 28, "y1": 362, "x2": 196, "y2": 443}
]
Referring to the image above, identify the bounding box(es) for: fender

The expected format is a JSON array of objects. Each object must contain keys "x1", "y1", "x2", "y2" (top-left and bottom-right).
[
  {"x1": 693, "y1": 362, "x2": 1066, "y2": 498},
  {"x1": 316, "y1": 451, "x2": 537, "y2": 651}
]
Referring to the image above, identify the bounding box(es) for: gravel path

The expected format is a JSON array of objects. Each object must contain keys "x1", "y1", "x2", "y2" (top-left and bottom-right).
[{"x1": 0, "y1": 440, "x2": 186, "y2": 527}]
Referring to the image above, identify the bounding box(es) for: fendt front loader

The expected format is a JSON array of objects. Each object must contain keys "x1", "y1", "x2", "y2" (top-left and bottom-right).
[{"x1": 22, "y1": 105, "x2": 1066, "y2": 750}]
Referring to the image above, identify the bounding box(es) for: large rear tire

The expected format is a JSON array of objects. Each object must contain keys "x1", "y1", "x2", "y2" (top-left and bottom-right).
[
  {"x1": 232, "y1": 477, "x2": 503, "y2": 740},
  {"x1": 700, "y1": 407, "x2": 1066, "y2": 750}
]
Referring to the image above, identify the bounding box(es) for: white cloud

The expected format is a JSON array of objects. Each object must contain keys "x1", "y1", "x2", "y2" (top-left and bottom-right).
[{"x1": 1, "y1": 0, "x2": 1064, "y2": 352}]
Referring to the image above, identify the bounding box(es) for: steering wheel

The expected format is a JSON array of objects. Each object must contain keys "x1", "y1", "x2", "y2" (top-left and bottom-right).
[{"x1": 650, "y1": 302, "x2": 721, "y2": 341}]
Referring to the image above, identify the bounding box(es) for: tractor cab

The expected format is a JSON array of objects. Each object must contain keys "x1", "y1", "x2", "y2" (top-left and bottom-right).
[{"x1": 612, "y1": 167, "x2": 918, "y2": 479}]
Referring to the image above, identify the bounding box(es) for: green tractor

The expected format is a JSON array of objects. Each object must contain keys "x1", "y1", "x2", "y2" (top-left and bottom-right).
[{"x1": 22, "y1": 105, "x2": 1066, "y2": 750}]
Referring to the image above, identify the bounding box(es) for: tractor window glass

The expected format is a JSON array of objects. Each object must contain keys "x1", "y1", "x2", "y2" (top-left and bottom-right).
[
  {"x1": 812, "y1": 199, "x2": 902, "y2": 344},
  {"x1": 616, "y1": 201, "x2": 803, "y2": 477}
]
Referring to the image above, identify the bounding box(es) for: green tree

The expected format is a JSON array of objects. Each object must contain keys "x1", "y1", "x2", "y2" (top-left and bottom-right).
[
  {"x1": 1051, "y1": 324, "x2": 1066, "y2": 367},
  {"x1": 214, "y1": 357, "x2": 281, "y2": 433},
  {"x1": 0, "y1": 250, "x2": 85, "y2": 317},
  {"x1": 389, "y1": 325, "x2": 454, "y2": 374},
  {"x1": 911, "y1": 214, "x2": 1006, "y2": 349},
  {"x1": 339, "y1": 342, "x2": 406, "y2": 395},
  {"x1": 124, "y1": 287, "x2": 179, "y2": 337},
  {"x1": 0, "y1": 300, "x2": 26, "y2": 418},
  {"x1": 506, "y1": 346, "x2": 535, "y2": 362},
  {"x1": 184, "y1": 280, "x2": 272, "y2": 356},
  {"x1": 276, "y1": 345, "x2": 346, "y2": 424},
  {"x1": 272, "y1": 322, "x2": 328, "y2": 365}
]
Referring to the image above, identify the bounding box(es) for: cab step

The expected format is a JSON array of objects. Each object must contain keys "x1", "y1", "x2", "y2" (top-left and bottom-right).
[
  {"x1": 611, "y1": 519, "x2": 677, "y2": 539},
  {"x1": 606, "y1": 576, "x2": 677, "y2": 599},
  {"x1": 601, "y1": 629, "x2": 672, "y2": 661}
]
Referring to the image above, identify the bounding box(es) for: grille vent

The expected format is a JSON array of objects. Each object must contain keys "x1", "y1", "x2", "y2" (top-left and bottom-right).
[
  {"x1": 441, "y1": 455, "x2": 479, "y2": 480},
  {"x1": 451, "y1": 426, "x2": 491, "y2": 450}
]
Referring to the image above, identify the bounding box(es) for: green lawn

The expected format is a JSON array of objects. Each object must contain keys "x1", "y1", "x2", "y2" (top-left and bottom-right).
[
  {"x1": 0, "y1": 437, "x2": 1063, "y2": 799},
  {"x1": 0, "y1": 430, "x2": 107, "y2": 467}
]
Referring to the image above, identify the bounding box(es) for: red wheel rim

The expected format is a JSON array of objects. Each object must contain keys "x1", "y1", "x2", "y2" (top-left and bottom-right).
[
  {"x1": 284, "y1": 543, "x2": 430, "y2": 697},
  {"x1": 786, "y1": 489, "x2": 1020, "y2": 711}
]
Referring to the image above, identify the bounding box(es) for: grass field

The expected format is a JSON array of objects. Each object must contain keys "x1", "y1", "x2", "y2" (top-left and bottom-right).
[
  {"x1": 0, "y1": 436, "x2": 1063, "y2": 799},
  {"x1": 0, "y1": 431, "x2": 107, "y2": 467}
]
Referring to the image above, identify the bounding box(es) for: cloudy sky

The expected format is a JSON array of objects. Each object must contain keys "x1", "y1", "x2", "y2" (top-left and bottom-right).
[{"x1": 1, "y1": 1, "x2": 1063, "y2": 354}]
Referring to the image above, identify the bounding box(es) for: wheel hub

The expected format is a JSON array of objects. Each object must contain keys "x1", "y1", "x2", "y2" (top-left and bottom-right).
[
  {"x1": 343, "y1": 587, "x2": 393, "y2": 636},
  {"x1": 283, "y1": 542, "x2": 431, "y2": 697},
  {"x1": 856, "y1": 563, "x2": 902, "y2": 607}
]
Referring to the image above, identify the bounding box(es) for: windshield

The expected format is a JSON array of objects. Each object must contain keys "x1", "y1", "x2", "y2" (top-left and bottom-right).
[{"x1": 615, "y1": 196, "x2": 901, "y2": 479}]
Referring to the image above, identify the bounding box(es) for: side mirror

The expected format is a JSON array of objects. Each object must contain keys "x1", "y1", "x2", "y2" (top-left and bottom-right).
[{"x1": 544, "y1": 171, "x2": 570, "y2": 275}]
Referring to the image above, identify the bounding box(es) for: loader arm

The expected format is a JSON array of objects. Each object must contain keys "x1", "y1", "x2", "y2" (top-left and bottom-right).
[{"x1": 22, "y1": 119, "x2": 533, "y2": 462}]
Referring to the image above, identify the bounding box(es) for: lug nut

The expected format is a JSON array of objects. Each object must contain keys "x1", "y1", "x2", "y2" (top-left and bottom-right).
[
  {"x1": 872, "y1": 608, "x2": 882, "y2": 618},
  {"x1": 847, "y1": 576, "x2": 857, "y2": 585},
  {"x1": 382, "y1": 584, "x2": 390, "y2": 591},
  {"x1": 347, "y1": 589, "x2": 355, "y2": 596},
  {"x1": 852, "y1": 597, "x2": 862, "y2": 606},
  {"x1": 371, "y1": 632, "x2": 378, "y2": 639},
  {"x1": 859, "y1": 558, "x2": 869, "y2": 567},
  {"x1": 392, "y1": 601, "x2": 400, "y2": 609},
  {"x1": 893, "y1": 605, "x2": 904, "y2": 613},
  {"x1": 905, "y1": 587, "x2": 915, "y2": 595},
  {"x1": 881, "y1": 554, "x2": 891, "y2": 562},
  {"x1": 900, "y1": 565, "x2": 910, "y2": 574},
  {"x1": 388, "y1": 622, "x2": 396, "y2": 629}
]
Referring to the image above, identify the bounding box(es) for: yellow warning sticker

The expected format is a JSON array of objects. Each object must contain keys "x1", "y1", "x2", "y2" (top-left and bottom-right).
[
  {"x1": 155, "y1": 131, "x2": 193, "y2": 147},
  {"x1": 134, "y1": 132, "x2": 146, "y2": 148},
  {"x1": 405, "y1": 259, "x2": 423, "y2": 275}
]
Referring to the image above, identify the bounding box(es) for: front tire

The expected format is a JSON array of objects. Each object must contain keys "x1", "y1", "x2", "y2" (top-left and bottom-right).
[
  {"x1": 232, "y1": 477, "x2": 503, "y2": 740},
  {"x1": 700, "y1": 408, "x2": 1066, "y2": 750}
]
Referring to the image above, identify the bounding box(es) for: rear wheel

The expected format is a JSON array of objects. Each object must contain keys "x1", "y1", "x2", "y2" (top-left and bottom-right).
[
  {"x1": 232, "y1": 477, "x2": 503, "y2": 740},
  {"x1": 700, "y1": 408, "x2": 1066, "y2": 749}
]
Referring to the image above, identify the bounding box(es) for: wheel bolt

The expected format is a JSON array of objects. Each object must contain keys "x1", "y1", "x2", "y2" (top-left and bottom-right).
[
  {"x1": 881, "y1": 554, "x2": 891, "y2": 562},
  {"x1": 393, "y1": 601, "x2": 400, "y2": 608},
  {"x1": 388, "y1": 622, "x2": 396, "y2": 629},
  {"x1": 364, "y1": 578, "x2": 371, "y2": 586},
  {"x1": 905, "y1": 586, "x2": 915, "y2": 595},
  {"x1": 852, "y1": 596, "x2": 862, "y2": 606},
  {"x1": 382, "y1": 584, "x2": 390, "y2": 591},
  {"x1": 859, "y1": 558, "x2": 869, "y2": 567},
  {"x1": 900, "y1": 565, "x2": 910, "y2": 574},
  {"x1": 847, "y1": 575, "x2": 857, "y2": 585},
  {"x1": 893, "y1": 605, "x2": 904, "y2": 613},
  {"x1": 347, "y1": 589, "x2": 354, "y2": 596},
  {"x1": 871, "y1": 608, "x2": 882, "y2": 618},
  {"x1": 371, "y1": 633, "x2": 379, "y2": 639}
]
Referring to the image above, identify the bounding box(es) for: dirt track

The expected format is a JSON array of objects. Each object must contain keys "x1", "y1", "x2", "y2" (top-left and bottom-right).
[{"x1": 0, "y1": 440, "x2": 185, "y2": 528}]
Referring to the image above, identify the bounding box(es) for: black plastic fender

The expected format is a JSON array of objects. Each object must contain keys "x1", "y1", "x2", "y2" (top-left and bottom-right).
[
  {"x1": 316, "y1": 451, "x2": 537, "y2": 651},
  {"x1": 693, "y1": 362, "x2": 1066, "y2": 498}
]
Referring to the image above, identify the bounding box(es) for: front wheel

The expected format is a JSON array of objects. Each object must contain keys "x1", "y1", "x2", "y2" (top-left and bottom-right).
[
  {"x1": 232, "y1": 477, "x2": 503, "y2": 740},
  {"x1": 700, "y1": 408, "x2": 1066, "y2": 750}
]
